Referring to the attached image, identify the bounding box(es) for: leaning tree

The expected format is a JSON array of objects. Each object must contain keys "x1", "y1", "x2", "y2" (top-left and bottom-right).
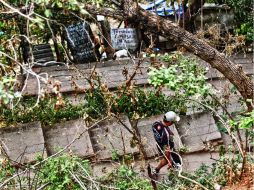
[{"x1": 84, "y1": 0, "x2": 253, "y2": 110}]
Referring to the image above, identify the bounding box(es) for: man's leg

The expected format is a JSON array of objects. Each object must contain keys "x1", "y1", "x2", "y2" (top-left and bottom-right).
[{"x1": 155, "y1": 147, "x2": 172, "y2": 173}]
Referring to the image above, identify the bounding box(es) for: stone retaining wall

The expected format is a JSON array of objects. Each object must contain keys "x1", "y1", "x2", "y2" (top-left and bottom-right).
[
  {"x1": 0, "y1": 112, "x2": 228, "y2": 172},
  {"x1": 20, "y1": 53, "x2": 253, "y2": 96}
]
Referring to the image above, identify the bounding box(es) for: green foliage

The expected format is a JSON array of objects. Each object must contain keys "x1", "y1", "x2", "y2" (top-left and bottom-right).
[
  {"x1": 225, "y1": 0, "x2": 253, "y2": 43},
  {"x1": 238, "y1": 110, "x2": 254, "y2": 129},
  {"x1": 38, "y1": 155, "x2": 91, "y2": 190},
  {"x1": 149, "y1": 53, "x2": 211, "y2": 97},
  {"x1": 0, "y1": 97, "x2": 85, "y2": 125},
  {"x1": 0, "y1": 154, "x2": 93, "y2": 189},
  {"x1": 112, "y1": 88, "x2": 174, "y2": 119},
  {"x1": 148, "y1": 52, "x2": 213, "y2": 113},
  {"x1": 225, "y1": 0, "x2": 252, "y2": 24},
  {"x1": 0, "y1": 76, "x2": 18, "y2": 105},
  {"x1": 111, "y1": 149, "x2": 120, "y2": 161},
  {"x1": 161, "y1": 153, "x2": 249, "y2": 189},
  {"x1": 0, "y1": 86, "x2": 177, "y2": 125},
  {"x1": 84, "y1": 89, "x2": 108, "y2": 119},
  {"x1": 1, "y1": 152, "x2": 252, "y2": 190},
  {"x1": 235, "y1": 23, "x2": 254, "y2": 43},
  {"x1": 0, "y1": 52, "x2": 216, "y2": 125},
  {"x1": 229, "y1": 110, "x2": 254, "y2": 131},
  {"x1": 100, "y1": 165, "x2": 153, "y2": 190},
  {"x1": 213, "y1": 154, "x2": 243, "y2": 186},
  {"x1": 228, "y1": 110, "x2": 254, "y2": 147},
  {"x1": 161, "y1": 170, "x2": 194, "y2": 189},
  {"x1": 44, "y1": 9, "x2": 53, "y2": 17},
  {"x1": 0, "y1": 159, "x2": 16, "y2": 183},
  {"x1": 158, "y1": 167, "x2": 215, "y2": 190}
]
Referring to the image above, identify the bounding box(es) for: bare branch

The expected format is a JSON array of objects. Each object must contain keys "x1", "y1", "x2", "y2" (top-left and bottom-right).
[{"x1": 0, "y1": 0, "x2": 36, "y2": 22}]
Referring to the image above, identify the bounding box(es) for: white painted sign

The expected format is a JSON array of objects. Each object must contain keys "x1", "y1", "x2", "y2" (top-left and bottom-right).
[
  {"x1": 97, "y1": 15, "x2": 105, "y2": 21},
  {"x1": 111, "y1": 28, "x2": 138, "y2": 50}
]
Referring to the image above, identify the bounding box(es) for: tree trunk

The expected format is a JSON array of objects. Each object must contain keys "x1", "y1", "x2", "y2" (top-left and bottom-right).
[{"x1": 99, "y1": 19, "x2": 115, "y2": 59}]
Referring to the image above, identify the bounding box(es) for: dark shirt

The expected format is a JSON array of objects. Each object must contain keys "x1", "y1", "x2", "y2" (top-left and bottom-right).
[{"x1": 152, "y1": 121, "x2": 174, "y2": 146}]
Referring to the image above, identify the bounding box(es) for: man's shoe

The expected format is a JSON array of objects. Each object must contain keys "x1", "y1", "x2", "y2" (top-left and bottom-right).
[{"x1": 151, "y1": 168, "x2": 159, "y2": 179}]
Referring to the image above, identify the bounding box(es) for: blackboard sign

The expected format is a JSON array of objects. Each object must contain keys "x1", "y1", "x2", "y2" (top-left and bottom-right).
[
  {"x1": 111, "y1": 28, "x2": 139, "y2": 51},
  {"x1": 65, "y1": 22, "x2": 96, "y2": 63},
  {"x1": 32, "y1": 44, "x2": 55, "y2": 64}
]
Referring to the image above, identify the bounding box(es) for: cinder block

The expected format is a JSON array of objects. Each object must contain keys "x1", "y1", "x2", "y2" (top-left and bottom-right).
[
  {"x1": 0, "y1": 122, "x2": 46, "y2": 163},
  {"x1": 177, "y1": 112, "x2": 222, "y2": 152},
  {"x1": 182, "y1": 152, "x2": 220, "y2": 172},
  {"x1": 43, "y1": 119, "x2": 94, "y2": 158},
  {"x1": 89, "y1": 115, "x2": 139, "y2": 160}
]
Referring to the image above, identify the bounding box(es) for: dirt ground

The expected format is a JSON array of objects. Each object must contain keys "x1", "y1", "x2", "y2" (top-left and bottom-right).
[{"x1": 223, "y1": 164, "x2": 254, "y2": 190}]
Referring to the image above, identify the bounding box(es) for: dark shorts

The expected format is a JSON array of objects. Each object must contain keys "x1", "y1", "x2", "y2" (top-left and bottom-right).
[{"x1": 157, "y1": 141, "x2": 175, "y2": 156}]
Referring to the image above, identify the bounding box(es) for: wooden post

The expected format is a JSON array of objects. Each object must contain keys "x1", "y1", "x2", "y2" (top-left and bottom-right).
[
  {"x1": 52, "y1": 26, "x2": 61, "y2": 62},
  {"x1": 147, "y1": 164, "x2": 158, "y2": 190},
  {"x1": 99, "y1": 18, "x2": 114, "y2": 59}
]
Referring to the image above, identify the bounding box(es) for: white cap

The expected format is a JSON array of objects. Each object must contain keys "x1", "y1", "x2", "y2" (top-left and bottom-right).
[{"x1": 164, "y1": 111, "x2": 180, "y2": 122}]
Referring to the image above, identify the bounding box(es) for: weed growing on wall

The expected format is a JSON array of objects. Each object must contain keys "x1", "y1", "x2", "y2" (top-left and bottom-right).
[
  {"x1": 148, "y1": 52, "x2": 214, "y2": 113},
  {"x1": 0, "y1": 97, "x2": 85, "y2": 126},
  {"x1": 111, "y1": 88, "x2": 174, "y2": 119},
  {"x1": 0, "y1": 88, "x2": 181, "y2": 125}
]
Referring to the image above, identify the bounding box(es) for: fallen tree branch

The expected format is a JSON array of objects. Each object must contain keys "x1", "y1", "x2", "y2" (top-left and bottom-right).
[{"x1": 82, "y1": 1, "x2": 253, "y2": 110}]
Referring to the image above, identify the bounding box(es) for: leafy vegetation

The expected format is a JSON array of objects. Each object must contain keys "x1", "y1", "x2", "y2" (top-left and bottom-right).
[
  {"x1": 0, "y1": 87, "x2": 176, "y2": 125},
  {"x1": 112, "y1": 88, "x2": 174, "y2": 119},
  {"x1": 149, "y1": 53, "x2": 211, "y2": 97},
  {"x1": 0, "y1": 76, "x2": 18, "y2": 105},
  {"x1": 83, "y1": 89, "x2": 108, "y2": 120},
  {"x1": 148, "y1": 52, "x2": 214, "y2": 113},
  {"x1": 0, "y1": 97, "x2": 85, "y2": 126},
  {"x1": 99, "y1": 165, "x2": 153, "y2": 190},
  {"x1": 0, "y1": 154, "x2": 91, "y2": 190},
  {"x1": 37, "y1": 155, "x2": 91, "y2": 190},
  {"x1": 0, "y1": 151, "x2": 253, "y2": 190},
  {"x1": 225, "y1": 0, "x2": 254, "y2": 44},
  {"x1": 0, "y1": 52, "x2": 215, "y2": 126}
]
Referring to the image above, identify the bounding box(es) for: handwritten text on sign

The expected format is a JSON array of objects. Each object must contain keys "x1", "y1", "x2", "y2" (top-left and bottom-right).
[
  {"x1": 111, "y1": 28, "x2": 138, "y2": 51},
  {"x1": 66, "y1": 22, "x2": 96, "y2": 63}
]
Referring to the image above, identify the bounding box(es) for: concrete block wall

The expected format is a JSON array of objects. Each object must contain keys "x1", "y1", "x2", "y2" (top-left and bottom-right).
[
  {"x1": 177, "y1": 112, "x2": 222, "y2": 152},
  {"x1": 21, "y1": 53, "x2": 253, "y2": 96},
  {"x1": 0, "y1": 112, "x2": 223, "y2": 163},
  {"x1": 0, "y1": 110, "x2": 241, "y2": 175}
]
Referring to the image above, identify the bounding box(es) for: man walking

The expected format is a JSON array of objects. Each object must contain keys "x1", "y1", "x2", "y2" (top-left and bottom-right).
[{"x1": 152, "y1": 111, "x2": 180, "y2": 175}]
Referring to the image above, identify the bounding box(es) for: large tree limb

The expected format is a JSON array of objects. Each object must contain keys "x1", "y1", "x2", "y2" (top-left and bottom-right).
[
  {"x1": 84, "y1": 4, "x2": 124, "y2": 20},
  {"x1": 136, "y1": 9, "x2": 253, "y2": 105}
]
